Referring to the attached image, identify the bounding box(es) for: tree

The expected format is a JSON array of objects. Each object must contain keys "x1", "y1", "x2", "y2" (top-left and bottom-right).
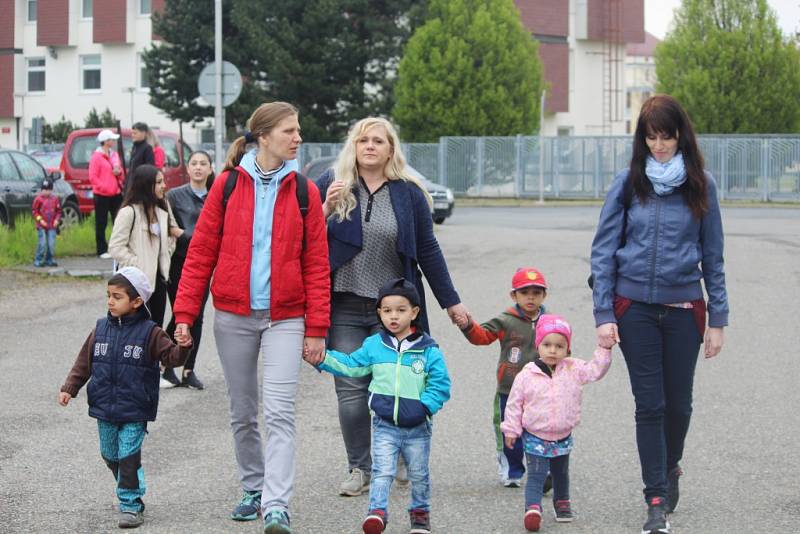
[
  {"x1": 84, "y1": 107, "x2": 120, "y2": 128},
  {"x1": 655, "y1": 0, "x2": 800, "y2": 133},
  {"x1": 393, "y1": 0, "x2": 544, "y2": 142},
  {"x1": 143, "y1": 0, "x2": 427, "y2": 141},
  {"x1": 41, "y1": 116, "x2": 78, "y2": 143}
]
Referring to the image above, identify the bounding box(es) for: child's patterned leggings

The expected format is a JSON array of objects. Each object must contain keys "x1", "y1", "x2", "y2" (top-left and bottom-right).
[{"x1": 97, "y1": 420, "x2": 147, "y2": 512}]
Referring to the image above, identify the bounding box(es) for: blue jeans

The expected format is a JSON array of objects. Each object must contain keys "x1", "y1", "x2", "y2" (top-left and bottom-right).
[
  {"x1": 35, "y1": 228, "x2": 56, "y2": 265},
  {"x1": 369, "y1": 416, "x2": 432, "y2": 518},
  {"x1": 495, "y1": 393, "x2": 525, "y2": 480},
  {"x1": 617, "y1": 301, "x2": 702, "y2": 502},
  {"x1": 97, "y1": 420, "x2": 147, "y2": 512},
  {"x1": 329, "y1": 293, "x2": 382, "y2": 473},
  {"x1": 525, "y1": 453, "x2": 569, "y2": 509}
]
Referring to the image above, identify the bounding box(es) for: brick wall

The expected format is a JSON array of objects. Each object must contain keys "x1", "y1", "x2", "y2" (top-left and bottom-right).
[
  {"x1": 539, "y1": 42, "x2": 568, "y2": 113},
  {"x1": 587, "y1": 0, "x2": 645, "y2": 43},
  {"x1": 0, "y1": 0, "x2": 15, "y2": 118},
  {"x1": 515, "y1": 0, "x2": 568, "y2": 37},
  {"x1": 37, "y1": 0, "x2": 70, "y2": 46},
  {"x1": 94, "y1": 0, "x2": 128, "y2": 43}
]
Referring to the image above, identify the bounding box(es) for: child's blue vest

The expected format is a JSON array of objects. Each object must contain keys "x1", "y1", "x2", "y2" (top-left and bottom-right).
[{"x1": 87, "y1": 308, "x2": 159, "y2": 423}]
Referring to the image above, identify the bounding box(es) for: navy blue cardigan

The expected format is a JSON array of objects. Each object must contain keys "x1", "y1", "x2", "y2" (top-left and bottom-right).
[{"x1": 317, "y1": 169, "x2": 460, "y2": 332}]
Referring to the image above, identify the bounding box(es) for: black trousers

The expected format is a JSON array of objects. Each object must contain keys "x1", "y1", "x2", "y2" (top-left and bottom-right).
[
  {"x1": 94, "y1": 194, "x2": 122, "y2": 255},
  {"x1": 147, "y1": 275, "x2": 168, "y2": 329},
  {"x1": 166, "y1": 254, "x2": 208, "y2": 371}
]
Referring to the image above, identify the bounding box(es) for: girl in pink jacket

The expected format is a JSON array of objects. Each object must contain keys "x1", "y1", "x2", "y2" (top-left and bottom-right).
[{"x1": 501, "y1": 314, "x2": 613, "y2": 532}]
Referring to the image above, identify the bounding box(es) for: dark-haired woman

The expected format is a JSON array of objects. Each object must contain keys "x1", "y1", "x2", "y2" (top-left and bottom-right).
[
  {"x1": 590, "y1": 94, "x2": 728, "y2": 534},
  {"x1": 162, "y1": 151, "x2": 215, "y2": 389},
  {"x1": 109, "y1": 164, "x2": 182, "y2": 331},
  {"x1": 173, "y1": 102, "x2": 329, "y2": 533}
]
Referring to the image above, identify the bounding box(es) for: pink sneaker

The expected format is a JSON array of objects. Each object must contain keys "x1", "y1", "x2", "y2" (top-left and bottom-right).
[
  {"x1": 524, "y1": 504, "x2": 542, "y2": 532},
  {"x1": 362, "y1": 509, "x2": 386, "y2": 534}
]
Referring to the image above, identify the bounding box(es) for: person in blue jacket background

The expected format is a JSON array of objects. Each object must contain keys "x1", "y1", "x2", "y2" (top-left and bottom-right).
[{"x1": 590, "y1": 95, "x2": 728, "y2": 534}]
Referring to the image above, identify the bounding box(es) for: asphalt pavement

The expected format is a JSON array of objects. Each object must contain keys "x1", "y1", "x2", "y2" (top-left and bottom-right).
[{"x1": 0, "y1": 205, "x2": 798, "y2": 533}]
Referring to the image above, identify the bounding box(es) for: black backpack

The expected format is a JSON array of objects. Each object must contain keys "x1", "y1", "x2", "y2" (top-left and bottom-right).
[{"x1": 588, "y1": 177, "x2": 633, "y2": 289}]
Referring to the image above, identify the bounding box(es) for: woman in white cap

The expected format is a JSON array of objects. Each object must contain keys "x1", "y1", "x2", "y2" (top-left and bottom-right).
[{"x1": 89, "y1": 129, "x2": 124, "y2": 258}]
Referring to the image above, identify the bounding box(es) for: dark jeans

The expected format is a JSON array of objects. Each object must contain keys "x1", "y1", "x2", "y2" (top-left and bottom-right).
[
  {"x1": 166, "y1": 254, "x2": 209, "y2": 371},
  {"x1": 496, "y1": 393, "x2": 525, "y2": 480},
  {"x1": 94, "y1": 194, "x2": 122, "y2": 255},
  {"x1": 525, "y1": 452, "x2": 569, "y2": 509},
  {"x1": 329, "y1": 292, "x2": 382, "y2": 473},
  {"x1": 617, "y1": 301, "x2": 702, "y2": 502},
  {"x1": 147, "y1": 275, "x2": 168, "y2": 329}
]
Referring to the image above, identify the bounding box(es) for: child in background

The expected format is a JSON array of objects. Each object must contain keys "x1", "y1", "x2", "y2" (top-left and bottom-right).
[
  {"x1": 501, "y1": 315, "x2": 613, "y2": 532},
  {"x1": 455, "y1": 267, "x2": 550, "y2": 488},
  {"x1": 58, "y1": 266, "x2": 191, "y2": 529},
  {"x1": 31, "y1": 178, "x2": 61, "y2": 267},
  {"x1": 312, "y1": 278, "x2": 450, "y2": 534}
]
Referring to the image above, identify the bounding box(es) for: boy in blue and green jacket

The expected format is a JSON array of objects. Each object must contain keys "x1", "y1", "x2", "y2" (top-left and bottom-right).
[{"x1": 316, "y1": 278, "x2": 450, "y2": 534}]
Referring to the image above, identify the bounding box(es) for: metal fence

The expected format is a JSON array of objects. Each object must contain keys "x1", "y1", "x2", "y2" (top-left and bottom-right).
[{"x1": 29, "y1": 136, "x2": 800, "y2": 202}]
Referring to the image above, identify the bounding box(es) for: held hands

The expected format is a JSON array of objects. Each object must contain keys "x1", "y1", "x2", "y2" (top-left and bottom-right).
[
  {"x1": 447, "y1": 303, "x2": 471, "y2": 329},
  {"x1": 504, "y1": 435, "x2": 517, "y2": 449},
  {"x1": 303, "y1": 336, "x2": 326, "y2": 366},
  {"x1": 596, "y1": 323, "x2": 619, "y2": 349},
  {"x1": 174, "y1": 323, "x2": 193, "y2": 347},
  {"x1": 704, "y1": 327, "x2": 724, "y2": 358},
  {"x1": 58, "y1": 392, "x2": 71, "y2": 406}
]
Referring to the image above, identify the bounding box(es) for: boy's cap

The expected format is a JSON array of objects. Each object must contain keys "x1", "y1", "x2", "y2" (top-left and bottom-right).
[
  {"x1": 97, "y1": 129, "x2": 120, "y2": 142},
  {"x1": 535, "y1": 314, "x2": 572, "y2": 351},
  {"x1": 512, "y1": 267, "x2": 548, "y2": 291},
  {"x1": 376, "y1": 278, "x2": 420, "y2": 308},
  {"x1": 40, "y1": 179, "x2": 53, "y2": 190},
  {"x1": 115, "y1": 266, "x2": 153, "y2": 303}
]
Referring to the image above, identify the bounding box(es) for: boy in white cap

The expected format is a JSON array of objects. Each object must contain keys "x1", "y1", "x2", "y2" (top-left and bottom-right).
[{"x1": 58, "y1": 266, "x2": 191, "y2": 529}]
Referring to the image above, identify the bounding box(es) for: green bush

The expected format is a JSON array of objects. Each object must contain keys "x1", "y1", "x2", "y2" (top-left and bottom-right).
[{"x1": 0, "y1": 214, "x2": 103, "y2": 267}]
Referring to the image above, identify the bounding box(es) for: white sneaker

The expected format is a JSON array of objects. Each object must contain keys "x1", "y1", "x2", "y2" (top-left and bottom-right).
[
  {"x1": 99, "y1": 252, "x2": 112, "y2": 259},
  {"x1": 504, "y1": 478, "x2": 522, "y2": 488},
  {"x1": 160, "y1": 377, "x2": 177, "y2": 388},
  {"x1": 339, "y1": 468, "x2": 370, "y2": 496}
]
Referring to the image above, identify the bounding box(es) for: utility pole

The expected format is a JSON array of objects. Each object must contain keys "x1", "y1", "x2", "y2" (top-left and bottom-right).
[{"x1": 214, "y1": 0, "x2": 223, "y2": 171}]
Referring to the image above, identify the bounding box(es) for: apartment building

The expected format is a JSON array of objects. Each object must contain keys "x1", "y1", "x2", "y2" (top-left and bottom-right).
[{"x1": 625, "y1": 31, "x2": 659, "y2": 133}]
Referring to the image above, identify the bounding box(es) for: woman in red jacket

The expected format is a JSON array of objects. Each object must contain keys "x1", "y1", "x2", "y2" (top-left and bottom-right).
[{"x1": 172, "y1": 102, "x2": 329, "y2": 534}]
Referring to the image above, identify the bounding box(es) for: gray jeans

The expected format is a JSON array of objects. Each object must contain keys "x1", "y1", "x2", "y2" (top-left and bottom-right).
[
  {"x1": 214, "y1": 309, "x2": 304, "y2": 513},
  {"x1": 329, "y1": 293, "x2": 382, "y2": 473}
]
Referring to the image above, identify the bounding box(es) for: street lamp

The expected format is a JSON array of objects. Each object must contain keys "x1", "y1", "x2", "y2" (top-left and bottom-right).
[{"x1": 122, "y1": 86, "x2": 136, "y2": 125}]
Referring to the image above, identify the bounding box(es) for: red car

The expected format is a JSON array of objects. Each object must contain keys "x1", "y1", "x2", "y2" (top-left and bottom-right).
[{"x1": 60, "y1": 128, "x2": 193, "y2": 215}]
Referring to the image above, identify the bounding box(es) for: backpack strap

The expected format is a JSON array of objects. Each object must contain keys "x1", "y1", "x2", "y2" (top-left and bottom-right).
[
  {"x1": 295, "y1": 173, "x2": 309, "y2": 218},
  {"x1": 222, "y1": 169, "x2": 239, "y2": 211},
  {"x1": 619, "y1": 176, "x2": 633, "y2": 247}
]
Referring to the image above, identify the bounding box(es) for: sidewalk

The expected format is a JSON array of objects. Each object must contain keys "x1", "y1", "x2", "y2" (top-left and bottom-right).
[{"x1": 19, "y1": 254, "x2": 115, "y2": 278}]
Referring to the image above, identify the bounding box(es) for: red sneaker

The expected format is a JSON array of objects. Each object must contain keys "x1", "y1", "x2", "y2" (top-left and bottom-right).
[
  {"x1": 524, "y1": 504, "x2": 542, "y2": 532},
  {"x1": 362, "y1": 509, "x2": 387, "y2": 534}
]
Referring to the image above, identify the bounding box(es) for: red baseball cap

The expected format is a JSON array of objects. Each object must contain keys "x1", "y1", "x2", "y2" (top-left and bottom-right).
[{"x1": 511, "y1": 267, "x2": 548, "y2": 291}]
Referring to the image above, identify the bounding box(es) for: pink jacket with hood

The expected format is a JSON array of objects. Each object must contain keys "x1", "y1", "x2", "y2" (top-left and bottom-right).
[{"x1": 88, "y1": 148, "x2": 123, "y2": 196}]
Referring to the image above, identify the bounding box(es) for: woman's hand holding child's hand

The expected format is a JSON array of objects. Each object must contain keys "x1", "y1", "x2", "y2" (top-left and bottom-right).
[
  {"x1": 596, "y1": 323, "x2": 619, "y2": 349},
  {"x1": 504, "y1": 435, "x2": 517, "y2": 449},
  {"x1": 174, "y1": 323, "x2": 192, "y2": 347},
  {"x1": 58, "y1": 392, "x2": 71, "y2": 406},
  {"x1": 303, "y1": 337, "x2": 326, "y2": 366}
]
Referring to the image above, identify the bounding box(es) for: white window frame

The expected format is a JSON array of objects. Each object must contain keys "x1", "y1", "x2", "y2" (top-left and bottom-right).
[
  {"x1": 80, "y1": 54, "x2": 102, "y2": 93},
  {"x1": 27, "y1": 0, "x2": 38, "y2": 22},
  {"x1": 137, "y1": 53, "x2": 150, "y2": 90},
  {"x1": 139, "y1": 0, "x2": 151, "y2": 16},
  {"x1": 26, "y1": 57, "x2": 46, "y2": 93},
  {"x1": 81, "y1": 0, "x2": 93, "y2": 20}
]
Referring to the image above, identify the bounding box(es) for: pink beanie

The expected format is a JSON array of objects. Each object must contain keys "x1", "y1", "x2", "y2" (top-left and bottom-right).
[{"x1": 535, "y1": 314, "x2": 572, "y2": 351}]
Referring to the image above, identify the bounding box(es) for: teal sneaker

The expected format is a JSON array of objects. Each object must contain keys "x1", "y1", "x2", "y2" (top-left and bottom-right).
[
  {"x1": 230, "y1": 490, "x2": 261, "y2": 521},
  {"x1": 263, "y1": 508, "x2": 291, "y2": 533}
]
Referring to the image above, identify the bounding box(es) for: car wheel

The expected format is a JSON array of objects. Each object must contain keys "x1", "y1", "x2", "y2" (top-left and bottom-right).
[
  {"x1": 433, "y1": 216, "x2": 446, "y2": 225},
  {"x1": 60, "y1": 200, "x2": 81, "y2": 229}
]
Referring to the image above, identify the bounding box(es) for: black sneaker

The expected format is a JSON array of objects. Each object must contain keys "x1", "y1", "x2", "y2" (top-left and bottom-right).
[
  {"x1": 182, "y1": 371, "x2": 205, "y2": 390},
  {"x1": 642, "y1": 497, "x2": 671, "y2": 534},
  {"x1": 554, "y1": 499, "x2": 574, "y2": 522},
  {"x1": 160, "y1": 368, "x2": 181, "y2": 387},
  {"x1": 409, "y1": 508, "x2": 431, "y2": 534},
  {"x1": 666, "y1": 466, "x2": 683, "y2": 513}
]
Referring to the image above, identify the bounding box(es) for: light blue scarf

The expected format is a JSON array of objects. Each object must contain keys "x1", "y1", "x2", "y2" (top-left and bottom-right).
[{"x1": 645, "y1": 152, "x2": 686, "y2": 196}]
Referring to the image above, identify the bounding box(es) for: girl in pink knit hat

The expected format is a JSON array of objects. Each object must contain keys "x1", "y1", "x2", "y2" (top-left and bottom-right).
[{"x1": 500, "y1": 314, "x2": 614, "y2": 532}]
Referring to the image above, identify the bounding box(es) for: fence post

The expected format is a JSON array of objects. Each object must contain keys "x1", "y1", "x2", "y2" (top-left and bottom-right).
[
  {"x1": 719, "y1": 139, "x2": 727, "y2": 201},
  {"x1": 552, "y1": 137, "x2": 560, "y2": 198},
  {"x1": 593, "y1": 139, "x2": 602, "y2": 199},
  {"x1": 515, "y1": 134, "x2": 523, "y2": 197},
  {"x1": 438, "y1": 138, "x2": 447, "y2": 188},
  {"x1": 476, "y1": 137, "x2": 485, "y2": 196},
  {"x1": 761, "y1": 139, "x2": 770, "y2": 202}
]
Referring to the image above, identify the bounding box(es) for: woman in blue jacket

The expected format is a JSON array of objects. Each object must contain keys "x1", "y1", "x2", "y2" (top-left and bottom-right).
[
  {"x1": 590, "y1": 95, "x2": 728, "y2": 534},
  {"x1": 315, "y1": 117, "x2": 468, "y2": 498}
]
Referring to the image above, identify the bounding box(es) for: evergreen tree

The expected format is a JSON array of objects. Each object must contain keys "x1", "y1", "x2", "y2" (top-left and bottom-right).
[
  {"x1": 42, "y1": 116, "x2": 78, "y2": 143},
  {"x1": 655, "y1": 0, "x2": 800, "y2": 133},
  {"x1": 84, "y1": 107, "x2": 119, "y2": 128},
  {"x1": 393, "y1": 0, "x2": 543, "y2": 141}
]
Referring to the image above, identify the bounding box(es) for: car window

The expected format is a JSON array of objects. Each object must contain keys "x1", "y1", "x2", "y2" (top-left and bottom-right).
[
  {"x1": 10, "y1": 152, "x2": 46, "y2": 182},
  {"x1": 182, "y1": 142, "x2": 193, "y2": 165},
  {"x1": 29, "y1": 151, "x2": 62, "y2": 169},
  {"x1": 0, "y1": 153, "x2": 20, "y2": 181},
  {"x1": 160, "y1": 136, "x2": 179, "y2": 167}
]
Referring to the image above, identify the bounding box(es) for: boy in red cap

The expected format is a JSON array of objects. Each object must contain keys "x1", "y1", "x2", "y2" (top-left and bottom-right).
[
  {"x1": 455, "y1": 267, "x2": 550, "y2": 488},
  {"x1": 501, "y1": 315, "x2": 613, "y2": 531}
]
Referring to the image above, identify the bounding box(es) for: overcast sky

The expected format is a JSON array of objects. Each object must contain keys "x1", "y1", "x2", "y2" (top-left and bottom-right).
[{"x1": 645, "y1": 0, "x2": 800, "y2": 38}]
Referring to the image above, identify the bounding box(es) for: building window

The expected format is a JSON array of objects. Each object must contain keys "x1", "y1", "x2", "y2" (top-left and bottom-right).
[
  {"x1": 140, "y1": 0, "x2": 151, "y2": 15},
  {"x1": 138, "y1": 54, "x2": 150, "y2": 89},
  {"x1": 81, "y1": 55, "x2": 101, "y2": 91},
  {"x1": 27, "y1": 58, "x2": 46, "y2": 93},
  {"x1": 82, "y1": 0, "x2": 93, "y2": 19},
  {"x1": 27, "y1": 0, "x2": 37, "y2": 22}
]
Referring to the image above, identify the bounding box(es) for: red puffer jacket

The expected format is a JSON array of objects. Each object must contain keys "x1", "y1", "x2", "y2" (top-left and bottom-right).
[{"x1": 172, "y1": 167, "x2": 330, "y2": 337}]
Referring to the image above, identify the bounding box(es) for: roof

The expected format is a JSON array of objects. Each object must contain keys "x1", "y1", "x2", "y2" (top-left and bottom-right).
[{"x1": 626, "y1": 32, "x2": 660, "y2": 57}]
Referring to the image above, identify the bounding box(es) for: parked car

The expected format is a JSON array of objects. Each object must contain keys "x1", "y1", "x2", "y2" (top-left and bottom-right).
[
  {"x1": 61, "y1": 128, "x2": 193, "y2": 215},
  {"x1": 301, "y1": 156, "x2": 455, "y2": 224},
  {"x1": 0, "y1": 149, "x2": 80, "y2": 229}
]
